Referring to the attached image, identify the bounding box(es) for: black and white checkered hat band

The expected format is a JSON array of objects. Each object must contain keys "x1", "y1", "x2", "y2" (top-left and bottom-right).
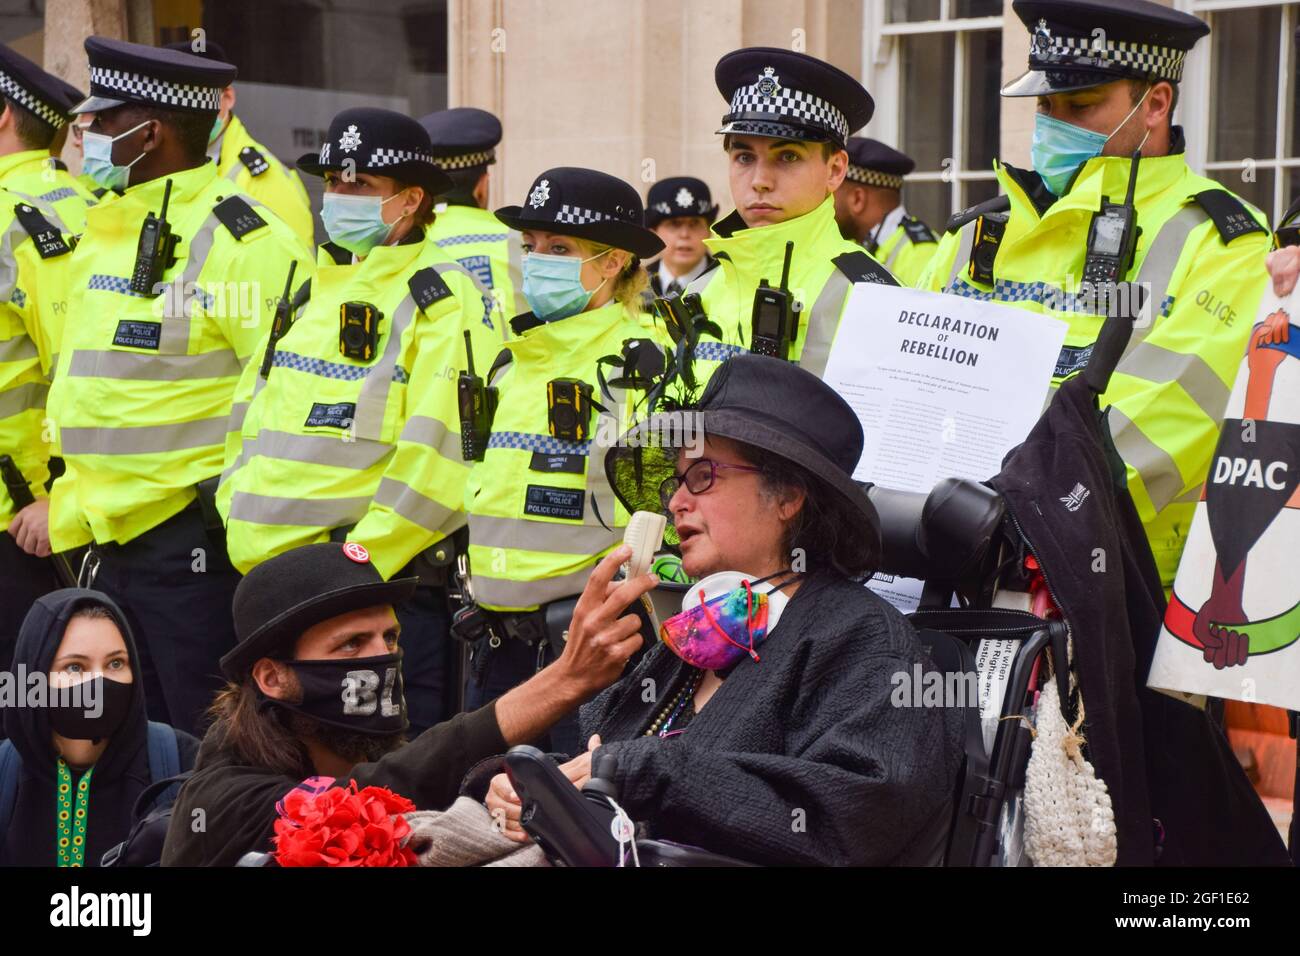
[
  {"x1": 847, "y1": 165, "x2": 903, "y2": 189},
  {"x1": 553, "y1": 204, "x2": 618, "y2": 226},
  {"x1": 434, "y1": 149, "x2": 495, "y2": 170},
  {"x1": 0, "y1": 69, "x2": 65, "y2": 128},
  {"x1": 89, "y1": 65, "x2": 221, "y2": 110},
  {"x1": 1032, "y1": 35, "x2": 1187, "y2": 82},
  {"x1": 727, "y1": 83, "x2": 849, "y2": 143},
  {"x1": 368, "y1": 148, "x2": 436, "y2": 168}
]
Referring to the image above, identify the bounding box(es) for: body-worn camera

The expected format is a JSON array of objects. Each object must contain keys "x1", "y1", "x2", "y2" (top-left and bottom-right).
[
  {"x1": 547, "y1": 378, "x2": 594, "y2": 442},
  {"x1": 129, "y1": 178, "x2": 180, "y2": 295},
  {"x1": 750, "y1": 240, "x2": 797, "y2": 360},
  {"x1": 968, "y1": 212, "x2": 1006, "y2": 286},
  {"x1": 458, "y1": 330, "x2": 498, "y2": 461},
  {"x1": 339, "y1": 301, "x2": 382, "y2": 361}
]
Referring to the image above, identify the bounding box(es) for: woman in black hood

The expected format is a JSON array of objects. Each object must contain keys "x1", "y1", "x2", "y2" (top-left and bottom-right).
[{"x1": 1, "y1": 589, "x2": 198, "y2": 866}]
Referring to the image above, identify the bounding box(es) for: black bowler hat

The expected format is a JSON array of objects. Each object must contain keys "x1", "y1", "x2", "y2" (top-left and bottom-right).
[
  {"x1": 604, "y1": 353, "x2": 882, "y2": 561},
  {"x1": 644, "y1": 177, "x2": 718, "y2": 230},
  {"x1": 844, "y1": 138, "x2": 914, "y2": 190},
  {"x1": 1003, "y1": 0, "x2": 1209, "y2": 98},
  {"x1": 220, "y1": 542, "x2": 418, "y2": 680},
  {"x1": 298, "y1": 107, "x2": 453, "y2": 198},
  {"x1": 714, "y1": 47, "x2": 873, "y2": 149},
  {"x1": 163, "y1": 38, "x2": 232, "y2": 70},
  {"x1": 0, "y1": 43, "x2": 83, "y2": 130},
  {"x1": 74, "y1": 35, "x2": 235, "y2": 114},
  {"x1": 496, "y1": 167, "x2": 664, "y2": 259},
  {"x1": 419, "y1": 107, "x2": 502, "y2": 171}
]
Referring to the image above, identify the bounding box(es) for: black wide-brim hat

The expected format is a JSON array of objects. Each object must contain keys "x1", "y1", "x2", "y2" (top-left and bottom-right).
[
  {"x1": 1002, "y1": 0, "x2": 1209, "y2": 97},
  {"x1": 220, "y1": 542, "x2": 418, "y2": 680},
  {"x1": 496, "y1": 166, "x2": 664, "y2": 259},
  {"x1": 604, "y1": 353, "x2": 882, "y2": 561},
  {"x1": 645, "y1": 176, "x2": 719, "y2": 230},
  {"x1": 297, "y1": 106, "x2": 453, "y2": 198},
  {"x1": 715, "y1": 47, "x2": 873, "y2": 149}
]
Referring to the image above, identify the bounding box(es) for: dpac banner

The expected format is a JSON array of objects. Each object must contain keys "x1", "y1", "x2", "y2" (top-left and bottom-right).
[{"x1": 1148, "y1": 291, "x2": 1300, "y2": 709}]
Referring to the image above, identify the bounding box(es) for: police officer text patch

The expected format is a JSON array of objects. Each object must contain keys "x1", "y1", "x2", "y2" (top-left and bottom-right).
[
  {"x1": 305, "y1": 401, "x2": 356, "y2": 429},
  {"x1": 524, "y1": 484, "x2": 585, "y2": 520},
  {"x1": 529, "y1": 452, "x2": 585, "y2": 475},
  {"x1": 112, "y1": 320, "x2": 161, "y2": 350}
]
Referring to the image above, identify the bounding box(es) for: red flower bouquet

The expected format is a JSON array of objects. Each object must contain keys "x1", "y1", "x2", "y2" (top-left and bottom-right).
[{"x1": 273, "y1": 777, "x2": 418, "y2": 867}]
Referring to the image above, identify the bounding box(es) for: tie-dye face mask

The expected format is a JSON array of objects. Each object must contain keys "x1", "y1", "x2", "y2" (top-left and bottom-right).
[{"x1": 659, "y1": 571, "x2": 791, "y2": 671}]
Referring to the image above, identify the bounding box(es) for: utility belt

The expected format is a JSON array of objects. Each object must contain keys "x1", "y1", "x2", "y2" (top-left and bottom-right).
[
  {"x1": 78, "y1": 480, "x2": 227, "y2": 587},
  {"x1": 450, "y1": 595, "x2": 580, "y2": 652},
  {"x1": 327, "y1": 524, "x2": 468, "y2": 589}
]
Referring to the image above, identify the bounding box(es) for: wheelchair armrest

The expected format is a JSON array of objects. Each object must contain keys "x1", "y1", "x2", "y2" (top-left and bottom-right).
[{"x1": 504, "y1": 745, "x2": 620, "y2": 867}]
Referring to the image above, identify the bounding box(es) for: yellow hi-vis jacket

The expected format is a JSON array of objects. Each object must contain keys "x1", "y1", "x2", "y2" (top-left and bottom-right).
[
  {"x1": 0, "y1": 150, "x2": 94, "y2": 530},
  {"x1": 917, "y1": 150, "x2": 1271, "y2": 586},
  {"x1": 45, "y1": 161, "x2": 313, "y2": 549},
  {"x1": 213, "y1": 114, "x2": 315, "y2": 250},
  {"x1": 464, "y1": 299, "x2": 664, "y2": 612},
  {"x1": 426, "y1": 202, "x2": 523, "y2": 331},
  {"x1": 219, "y1": 235, "x2": 501, "y2": 580},
  {"x1": 687, "y1": 195, "x2": 898, "y2": 383},
  {"x1": 869, "y1": 205, "x2": 939, "y2": 289}
]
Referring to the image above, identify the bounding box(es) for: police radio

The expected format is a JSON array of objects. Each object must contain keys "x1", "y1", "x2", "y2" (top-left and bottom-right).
[
  {"x1": 458, "y1": 330, "x2": 497, "y2": 462},
  {"x1": 547, "y1": 379, "x2": 594, "y2": 442},
  {"x1": 339, "y1": 301, "x2": 382, "y2": 361},
  {"x1": 1083, "y1": 150, "x2": 1142, "y2": 285},
  {"x1": 750, "y1": 240, "x2": 798, "y2": 360},
  {"x1": 0, "y1": 454, "x2": 34, "y2": 510},
  {"x1": 258, "y1": 260, "x2": 298, "y2": 380},
  {"x1": 129, "y1": 178, "x2": 180, "y2": 295}
]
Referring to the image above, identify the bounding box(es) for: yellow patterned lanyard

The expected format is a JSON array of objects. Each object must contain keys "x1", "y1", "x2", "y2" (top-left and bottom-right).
[{"x1": 55, "y1": 758, "x2": 93, "y2": 867}]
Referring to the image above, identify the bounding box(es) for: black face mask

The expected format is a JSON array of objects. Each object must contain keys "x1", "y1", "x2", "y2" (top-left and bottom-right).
[
  {"x1": 47, "y1": 675, "x2": 134, "y2": 742},
  {"x1": 265, "y1": 651, "x2": 409, "y2": 736}
]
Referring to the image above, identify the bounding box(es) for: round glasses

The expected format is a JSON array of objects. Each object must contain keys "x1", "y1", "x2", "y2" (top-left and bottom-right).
[{"x1": 658, "y1": 458, "x2": 763, "y2": 511}]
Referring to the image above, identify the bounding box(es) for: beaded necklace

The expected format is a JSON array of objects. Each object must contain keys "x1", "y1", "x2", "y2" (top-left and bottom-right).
[
  {"x1": 55, "y1": 758, "x2": 93, "y2": 867},
  {"x1": 644, "y1": 669, "x2": 704, "y2": 738}
]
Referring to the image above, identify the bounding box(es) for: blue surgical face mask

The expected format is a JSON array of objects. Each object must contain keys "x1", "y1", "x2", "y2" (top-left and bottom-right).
[
  {"x1": 81, "y1": 121, "x2": 149, "y2": 192},
  {"x1": 522, "y1": 249, "x2": 610, "y2": 322},
  {"x1": 320, "y1": 191, "x2": 407, "y2": 257},
  {"x1": 1031, "y1": 85, "x2": 1151, "y2": 196},
  {"x1": 208, "y1": 112, "x2": 226, "y2": 145}
]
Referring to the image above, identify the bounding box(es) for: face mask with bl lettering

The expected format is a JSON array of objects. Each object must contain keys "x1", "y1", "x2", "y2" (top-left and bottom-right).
[{"x1": 263, "y1": 651, "x2": 409, "y2": 736}]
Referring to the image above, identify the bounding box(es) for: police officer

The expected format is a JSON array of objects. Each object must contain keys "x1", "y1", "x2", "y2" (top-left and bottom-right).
[
  {"x1": 643, "y1": 176, "x2": 718, "y2": 299},
  {"x1": 419, "y1": 107, "x2": 519, "y2": 332},
  {"x1": 683, "y1": 48, "x2": 898, "y2": 382},
  {"x1": 918, "y1": 0, "x2": 1271, "y2": 590},
  {"x1": 165, "y1": 39, "x2": 315, "y2": 249},
  {"x1": 459, "y1": 167, "x2": 666, "y2": 753},
  {"x1": 0, "y1": 44, "x2": 95, "y2": 664},
  {"x1": 220, "y1": 108, "x2": 499, "y2": 735},
  {"x1": 39, "y1": 38, "x2": 313, "y2": 735},
  {"x1": 834, "y1": 138, "x2": 937, "y2": 288}
]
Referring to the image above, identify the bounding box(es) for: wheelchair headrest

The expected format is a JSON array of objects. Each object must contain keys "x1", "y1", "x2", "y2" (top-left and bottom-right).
[{"x1": 865, "y1": 478, "x2": 1005, "y2": 584}]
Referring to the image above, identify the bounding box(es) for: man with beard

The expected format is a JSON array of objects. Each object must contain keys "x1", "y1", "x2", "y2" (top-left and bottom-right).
[{"x1": 160, "y1": 540, "x2": 653, "y2": 866}]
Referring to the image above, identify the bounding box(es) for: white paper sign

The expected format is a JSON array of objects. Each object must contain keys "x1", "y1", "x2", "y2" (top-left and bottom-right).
[{"x1": 822, "y1": 286, "x2": 1069, "y2": 611}]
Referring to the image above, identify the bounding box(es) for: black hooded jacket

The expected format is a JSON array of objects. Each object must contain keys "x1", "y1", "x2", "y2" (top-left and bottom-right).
[{"x1": 0, "y1": 589, "x2": 198, "y2": 867}]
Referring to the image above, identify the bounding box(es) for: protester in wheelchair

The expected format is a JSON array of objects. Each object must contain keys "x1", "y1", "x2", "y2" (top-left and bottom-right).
[{"x1": 485, "y1": 354, "x2": 965, "y2": 865}]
